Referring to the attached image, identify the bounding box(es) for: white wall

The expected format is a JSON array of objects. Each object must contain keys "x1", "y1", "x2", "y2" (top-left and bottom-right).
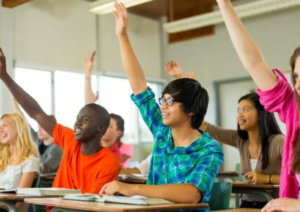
[
  {"x1": 14, "y1": 0, "x2": 161, "y2": 78},
  {"x1": 163, "y1": 6, "x2": 300, "y2": 170}
]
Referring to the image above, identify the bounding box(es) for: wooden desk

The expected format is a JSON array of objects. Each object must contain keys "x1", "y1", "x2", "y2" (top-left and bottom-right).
[
  {"x1": 118, "y1": 179, "x2": 147, "y2": 184},
  {"x1": 213, "y1": 209, "x2": 260, "y2": 212},
  {"x1": 0, "y1": 194, "x2": 50, "y2": 212},
  {"x1": 232, "y1": 182, "x2": 279, "y2": 201},
  {"x1": 25, "y1": 197, "x2": 209, "y2": 212}
]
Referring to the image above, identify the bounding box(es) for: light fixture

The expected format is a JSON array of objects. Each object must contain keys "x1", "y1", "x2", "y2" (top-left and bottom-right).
[
  {"x1": 89, "y1": 0, "x2": 154, "y2": 15},
  {"x1": 164, "y1": 0, "x2": 300, "y2": 33}
]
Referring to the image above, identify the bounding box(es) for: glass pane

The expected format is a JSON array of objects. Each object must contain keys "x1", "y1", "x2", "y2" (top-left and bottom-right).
[
  {"x1": 138, "y1": 82, "x2": 162, "y2": 142},
  {"x1": 99, "y1": 76, "x2": 137, "y2": 144},
  {"x1": 15, "y1": 68, "x2": 52, "y2": 131},
  {"x1": 54, "y1": 71, "x2": 97, "y2": 128}
]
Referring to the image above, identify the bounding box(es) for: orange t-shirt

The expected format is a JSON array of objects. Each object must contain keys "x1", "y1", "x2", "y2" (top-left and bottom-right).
[{"x1": 51, "y1": 123, "x2": 120, "y2": 193}]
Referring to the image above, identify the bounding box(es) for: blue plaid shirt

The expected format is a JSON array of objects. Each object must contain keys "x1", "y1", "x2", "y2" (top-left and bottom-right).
[{"x1": 131, "y1": 87, "x2": 224, "y2": 203}]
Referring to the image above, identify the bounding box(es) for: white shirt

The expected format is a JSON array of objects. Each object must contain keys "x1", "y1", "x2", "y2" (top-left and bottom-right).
[
  {"x1": 250, "y1": 158, "x2": 258, "y2": 171},
  {"x1": 136, "y1": 154, "x2": 151, "y2": 174},
  {"x1": 0, "y1": 154, "x2": 40, "y2": 189}
]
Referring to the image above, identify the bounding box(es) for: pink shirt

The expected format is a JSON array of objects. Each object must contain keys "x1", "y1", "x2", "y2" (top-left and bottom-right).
[
  {"x1": 109, "y1": 142, "x2": 123, "y2": 165},
  {"x1": 257, "y1": 69, "x2": 299, "y2": 198},
  {"x1": 119, "y1": 143, "x2": 134, "y2": 167}
]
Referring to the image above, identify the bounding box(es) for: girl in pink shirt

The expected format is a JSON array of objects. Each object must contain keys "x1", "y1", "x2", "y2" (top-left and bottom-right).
[{"x1": 217, "y1": 0, "x2": 300, "y2": 211}]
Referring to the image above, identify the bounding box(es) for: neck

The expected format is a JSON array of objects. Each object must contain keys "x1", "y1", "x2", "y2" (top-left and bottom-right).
[
  {"x1": 171, "y1": 122, "x2": 201, "y2": 148},
  {"x1": 43, "y1": 137, "x2": 54, "y2": 146},
  {"x1": 9, "y1": 143, "x2": 18, "y2": 156},
  {"x1": 247, "y1": 128, "x2": 261, "y2": 147},
  {"x1": 81, "y1": 137, "x2": 102, "y2": 156},
  {"x1": 116, "y1": 139, "x2": 122, "y2": 148}
]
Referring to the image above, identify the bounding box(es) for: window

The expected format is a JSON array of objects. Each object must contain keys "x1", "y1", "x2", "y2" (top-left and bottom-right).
[
  {"x1": 14, "y1": 67, "x2": 162, "y2": 144},
  {"x1": 15, "y1": 68, "x2": 52, "y2": 131}
]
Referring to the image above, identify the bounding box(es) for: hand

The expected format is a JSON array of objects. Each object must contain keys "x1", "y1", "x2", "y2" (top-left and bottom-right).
[
  {"x1": 0, "y1": 48, "x2": 7, "y2": 79},
  {"x1": 244, "y1": 171, "x2": 269, "y2": 184},
  {"x1": 113, "y1": 1, "x2": 128, "y2": 37},
  {"x1": 84, "y1": 51, "x2": 96, "y2": 78},
  {"x1": 216, "y1": 0, "x2": 231, "y2": 5},
  {"x1": 165, "y1": 61, "x2": 183, "y2": 79},
  {"x1": 100, "y1": 181, "x2": 137, "y2": 196},
  {"x1": 262, "y1": 198, "x2": 300, "y2": 212}
]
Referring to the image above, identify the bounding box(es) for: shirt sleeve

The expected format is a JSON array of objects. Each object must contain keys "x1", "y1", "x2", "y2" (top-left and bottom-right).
[
  {"x1": 52, "y1": 123, "x2": 76, "y2": 150},
  {"x1": 136, "y1": 154, "x2": 152, "y2": 174},
  {"x1": 206, "y1": 123, "x2": 240, "y2": 148},
  {"x1": 131, "y1": 88, "x2": 163, "y2": 136},
  {"x1": 257, "y1": 69, "x2": 296, "y2": 124},
  {"x1": 184, "y1": 151, "x2": 224, "y2": 203},
  {"x1": 22, "y1": 156, "x2": 40, "y2": 174},
  {"x1": 40, "y1": 145, "x2": 63, "y2": 174}
]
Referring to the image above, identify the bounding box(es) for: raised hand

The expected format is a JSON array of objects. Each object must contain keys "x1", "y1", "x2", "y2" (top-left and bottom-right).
[
  {"x1": 84, "y1": 51, "x2": 96, "y2": 78},
  {"x1": 113, "y1": 1, "x2": 128, "y2": 37},
  {"x1": 165, "y1": 61, "x2": 183, "y2": 79},
  {"x1": 0, "y1": 48, "x2": 7, "y2": 79}
]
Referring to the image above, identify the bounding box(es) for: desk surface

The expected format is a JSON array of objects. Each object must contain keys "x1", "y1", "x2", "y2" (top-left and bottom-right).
[
  {"x1": 0, "y1": 193, "x2": 51, "y2": 201},
  {"x1": 40, "y1": 173, "x2": 56, "y2": 180},
  {"x1": 25, "y1": 198, "x2": 209, "y2": 212},
  {"x1": 213, "y1": 209, "x2": 261, "y2": 212},
  {"x1": 232, "y1": 182, "x2": 279, "y2": 189}
]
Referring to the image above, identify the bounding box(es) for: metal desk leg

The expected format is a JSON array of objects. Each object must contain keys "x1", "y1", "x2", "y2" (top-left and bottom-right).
[
  {"x1": 0, "y1": 201, "x2": 18, "y2": 212},
  {"x1": 235, "y1": 193, "x2": 240, "y2": 208}
]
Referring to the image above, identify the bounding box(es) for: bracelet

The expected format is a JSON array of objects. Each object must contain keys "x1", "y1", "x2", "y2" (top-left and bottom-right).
[{"x1": 268, "y1": 175, "x2": 272, "y2": 184}]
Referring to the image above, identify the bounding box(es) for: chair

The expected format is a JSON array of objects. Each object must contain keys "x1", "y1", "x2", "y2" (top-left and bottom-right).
[
  {"x1": 32, "y1": 174, "x2": 41, "y2": 188},
  {"x1": 209, "y1": 182, "x2": 232, "y2": 211}
]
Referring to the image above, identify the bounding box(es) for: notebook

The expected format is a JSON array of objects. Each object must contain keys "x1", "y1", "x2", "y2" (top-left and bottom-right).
[
  {"x1": 0, "y1": 188, "x2": 81, "y2": 196},
  {"x1": 63, "y1": 194, "x2": 172, "y2": 205}
]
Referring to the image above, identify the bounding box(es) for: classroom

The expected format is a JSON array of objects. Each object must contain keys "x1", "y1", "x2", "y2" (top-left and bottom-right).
[{"x1": 0, "y1": 0, "x2": 299, "y2": 211}]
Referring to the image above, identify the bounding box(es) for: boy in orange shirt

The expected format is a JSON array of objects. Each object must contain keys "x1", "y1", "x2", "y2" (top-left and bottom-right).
[{"x1": 0, "y1": 49, "x2": 120, "y2": 195}]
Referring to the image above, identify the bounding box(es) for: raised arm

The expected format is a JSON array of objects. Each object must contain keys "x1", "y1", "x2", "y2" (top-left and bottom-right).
[
  {"x1": 113, "y1": 2, "x2": 147, "y2": 95},
  {"x1": 165, "y1": 61, "x2": 195, "y2": 79},
  {"x1": 0, "y1": 48, "x2": 56, "y2": 136},
  {"x1": 217, "y1": 0, "x2": 277, "y2": 91},
  {"x1": 84, "y1": 51, "x2": 99, "y2": 104}
]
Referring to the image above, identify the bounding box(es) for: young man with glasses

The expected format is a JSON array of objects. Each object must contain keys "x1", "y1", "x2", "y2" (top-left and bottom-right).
[{"x1": 100, "y1": 2, "x2": 224, "y2": 204}]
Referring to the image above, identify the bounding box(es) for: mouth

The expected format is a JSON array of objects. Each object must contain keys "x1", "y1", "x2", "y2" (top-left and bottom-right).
[
  {"x1": 238, "y1": 119, "x2": 246, "y2": 126},
  {"x1": 74, "y1": 128, "x2": 82, "y2": 136},
  {"x1": 162, "y1": 112, "x2": 169, "y2": 119},
  {"x1": 0, "y1": 133, "x2": 7, "y2": 140}
]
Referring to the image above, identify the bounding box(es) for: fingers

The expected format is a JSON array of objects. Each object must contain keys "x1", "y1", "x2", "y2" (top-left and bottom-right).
[
  {"x1": 94, "y1": 92, "x2": 99, "y2": 102},
  {"x1": 112, "y1": 10, "x2": 119, "y2": 20},
  {"x1": 99, "y1": 184, "x2": 108, "y2": 194}
]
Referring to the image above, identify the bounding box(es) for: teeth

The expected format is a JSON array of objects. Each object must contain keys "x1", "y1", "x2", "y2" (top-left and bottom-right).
[{"x1": 75, "y1": 129, "x2": 81, "y2": 132}]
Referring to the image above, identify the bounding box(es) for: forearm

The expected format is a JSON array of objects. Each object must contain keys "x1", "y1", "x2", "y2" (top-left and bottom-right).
[
  {"x1": 117, "y1": 34, "x2": 147, "y2": 95},
  {"x1": 84, "y1": 77, "x2": 96, "y2": 104},
  {"x1": 218, "y1": 2, "x2": 266, "y2": 71},
  {"x1": 2, "y1": 74, "x2": 45, "y2": 119},
  {"x1": 130, "y1": 184, "x2": 201, "y2": 203},
  {"x1": 270, "y1": 175, "x2": 280, "y2": 184}
]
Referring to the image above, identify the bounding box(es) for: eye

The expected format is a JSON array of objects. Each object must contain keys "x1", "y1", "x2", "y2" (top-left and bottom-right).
[
  {"x1": 83, "y1": 117, "x2": 89, "y2": 122},
  {"x1": 294, "y1": 74, "x2": 299, "y2": 81},
  {"x1": 243, "y1": 108, "x2": 249, "y2": 112}
]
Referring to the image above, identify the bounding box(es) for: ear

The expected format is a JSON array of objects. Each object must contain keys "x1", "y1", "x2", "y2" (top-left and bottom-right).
[
  {"x1": 187, "y1": 112, "x2": 194, "y2": 116},
  {"x1": 116, "y1": 130, "x2": 123, "y2": 138},
  {"x1": 98, "y1": 125, "x2": 105, "y2": 133}
]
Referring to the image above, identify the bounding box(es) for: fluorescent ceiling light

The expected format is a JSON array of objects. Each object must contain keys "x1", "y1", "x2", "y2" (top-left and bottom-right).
[
  {"x1": 89, "y1": 0, "x2": 153, "y2": 15},
  {"x1": 164, "y1": 0, "x2": 300, "y2": 33}
]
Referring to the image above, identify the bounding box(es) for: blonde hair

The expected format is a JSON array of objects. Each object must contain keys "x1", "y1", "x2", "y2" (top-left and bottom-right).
[{"x1": 0, "y1": 113, "x2": 38, "y2": 172}]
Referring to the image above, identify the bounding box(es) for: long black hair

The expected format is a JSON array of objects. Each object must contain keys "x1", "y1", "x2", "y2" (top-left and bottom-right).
[{"x1": 237, "y1": 93, "x2": 282, "y2": 170}]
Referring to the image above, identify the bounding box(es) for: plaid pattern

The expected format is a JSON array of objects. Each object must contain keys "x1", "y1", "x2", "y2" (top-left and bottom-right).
[{"x1": 131, "y1": 87, "x2": 224, "y2": 203}]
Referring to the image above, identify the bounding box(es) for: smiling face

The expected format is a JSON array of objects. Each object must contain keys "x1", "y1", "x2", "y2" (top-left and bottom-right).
[
  {"x1": 74, "y1": 106, "x2": 105, "y2": 143},
  {"x1": 101, "y1": 118, "x2": 122, "y2": 147},
  {"x1": 160, "y1": 93, "x2": 192, "y2": 127},
  {"x1": 0, "y1": 116, "x2": 18, "y2": 145},
  {"x1": 237, "y1": 99, "x2": 259, "y2": 132}
]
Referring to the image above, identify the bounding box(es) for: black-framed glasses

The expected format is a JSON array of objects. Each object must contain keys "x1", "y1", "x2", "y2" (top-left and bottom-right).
[{"x1": 158, "y1": 97, "x2": 175, "y2": 106}]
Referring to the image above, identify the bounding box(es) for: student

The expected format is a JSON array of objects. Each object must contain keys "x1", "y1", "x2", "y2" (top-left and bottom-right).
[
  {"x1": 0, "y1": 113, "x2": 39, "y2": 211},
  {"x1": 0, "y1": 49, "x2": 120, "y2": 198},
  {"x1": 165, "y1": 61, "x2": 284, "y2": 208},
  {"x1": 215, "y1": 0, "x2": 300, "y2": 211},
  {"x1": 100, "y1": 2, "x2": 224, "y2": 204},
  {"x1": 84, "y1": 52, "x2": 133, "y2": 166},
  {"x1": 120, "y1": 154, "x2": 151, "y2": 175},
  {"x1": 12, "y1": 97, "x2": 63, "y2": 174}
]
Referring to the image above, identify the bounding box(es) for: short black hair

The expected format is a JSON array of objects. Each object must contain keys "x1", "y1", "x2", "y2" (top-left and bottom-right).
[
  {"x1": 162, "y1": 78, "x2": 209, "y2": 129},
  {"x1": 85, "y1": 103, "x2": 110, "y2": 134},
  {"x1": 237, "y1": 93, "x2": 282, "y2": 170}
]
